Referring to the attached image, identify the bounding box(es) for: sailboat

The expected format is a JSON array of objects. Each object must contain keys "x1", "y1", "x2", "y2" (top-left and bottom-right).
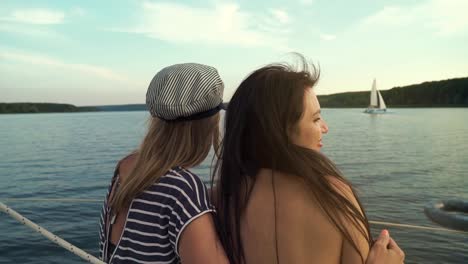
[{"x1": 364, "y1": 79, "x2": 387, "y2": 114}]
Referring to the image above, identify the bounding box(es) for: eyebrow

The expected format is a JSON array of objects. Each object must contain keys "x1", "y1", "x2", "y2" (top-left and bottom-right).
[{"x1": 312, "y1": 109, "x2": 321, "y2": 116}]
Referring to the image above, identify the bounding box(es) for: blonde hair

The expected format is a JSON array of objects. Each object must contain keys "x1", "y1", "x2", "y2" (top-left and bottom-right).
[{"x1": 110, "y1": 113, "x2": 220, "y2": 213}]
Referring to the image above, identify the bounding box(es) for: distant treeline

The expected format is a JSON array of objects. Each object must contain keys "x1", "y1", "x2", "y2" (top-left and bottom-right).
[
  {"x1": 92, "y1": 104, "x2": 148, "y2": 111},
  {"x1": 318, "y1": 77, "x2": 468, "y2": 108},
  {"x1": 0, "y1": 103, "x2": 97, "y2": 114},
  {"x1": 2, "y1": 77, "x2": 467, "y2": 113}
]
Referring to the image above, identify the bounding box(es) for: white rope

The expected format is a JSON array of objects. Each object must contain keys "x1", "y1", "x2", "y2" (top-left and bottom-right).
[
  {"x1": 369, "y1": 220, "x2": 468, "y2": 234},
  {"x1": 0, "y1": 201, "x2": 105, "y2": 264},
  {"x1": 4, "y1": 198, "x2": 101, "y2": 203},
  {"x1": 4, "y1": 197, "x2": 468, "y2": 235}
]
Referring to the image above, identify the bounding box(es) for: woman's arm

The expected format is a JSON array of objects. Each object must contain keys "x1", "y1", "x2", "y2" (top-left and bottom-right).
[{"x1": 178, "y1": 213, "x2": 229, "y2": 264}]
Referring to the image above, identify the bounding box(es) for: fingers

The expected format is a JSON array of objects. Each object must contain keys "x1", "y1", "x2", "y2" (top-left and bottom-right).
[
  {"x1": 368, "y1": 230, "x2": 405, "y2": 264},
  {"x1": 387, "y1": 237, "x2": 398, "y2": 250},
  {"x1": 375, "y1": 229, "x2": 390, "y2": 248},
  {"x1": 389, "y1": 237, "x2": 405, "y2": 261}
]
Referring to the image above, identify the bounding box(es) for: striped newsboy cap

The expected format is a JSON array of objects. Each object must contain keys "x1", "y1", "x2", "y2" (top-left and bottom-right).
[{"x1": 146, "y1": 63, "x2": 224, "y2": 121}]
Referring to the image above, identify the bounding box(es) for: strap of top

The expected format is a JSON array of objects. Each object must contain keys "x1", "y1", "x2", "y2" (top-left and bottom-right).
[{"x1": 105, "y1": 152, "x2": 137, "y2": 259}]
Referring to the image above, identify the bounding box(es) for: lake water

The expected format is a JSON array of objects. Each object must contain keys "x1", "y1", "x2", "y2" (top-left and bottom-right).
[{"x1": 0, "y1": 109, "x2": 467, "y2": 263}]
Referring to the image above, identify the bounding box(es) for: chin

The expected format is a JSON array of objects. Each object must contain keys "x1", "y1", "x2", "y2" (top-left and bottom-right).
[{"x1": 310, "y1": 146, "x2": 321, "y2": 152}]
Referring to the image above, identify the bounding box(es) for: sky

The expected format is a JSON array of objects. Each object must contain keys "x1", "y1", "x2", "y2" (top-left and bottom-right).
[{"x1": 1, "y1": 0, "x2": 467, "y2": 106}]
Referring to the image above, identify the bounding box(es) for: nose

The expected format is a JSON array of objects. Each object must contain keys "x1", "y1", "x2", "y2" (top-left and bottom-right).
[{"x1": 321, "y1": 119, "x2": 329, "y2": 134}]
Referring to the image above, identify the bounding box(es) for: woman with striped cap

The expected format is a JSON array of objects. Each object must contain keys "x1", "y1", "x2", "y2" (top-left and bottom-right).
[{"x1": 99, "y1": 63, "x2": 228, "y2": 264}]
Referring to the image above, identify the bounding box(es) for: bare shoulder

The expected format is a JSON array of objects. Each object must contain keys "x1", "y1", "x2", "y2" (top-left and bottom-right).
[
  {"x1": 326, "y1": 176, "x2": 355, "y2": 200},
  {"x1": 279, "y1": 173, "x2": 342, "y2": 233},
  {"x1": 271, "y1": 171, "x2": 342, "y2": 263},
  {"x1": 270, "y1": 170, "x2": 325, "y2": 216},
  {"x1": 325, "y1": 175, "x2": 370, "y2": 264},
  {"x1": 118, "y1": 153, "x2": 138, "y2": 182},
  {"x1": 325, "y1": 175, "x2": 365, "y2": 223}
]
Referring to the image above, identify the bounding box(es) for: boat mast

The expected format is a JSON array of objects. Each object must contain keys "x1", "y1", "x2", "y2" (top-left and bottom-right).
[{"x1": 370, "y1": 78, "x2": 378, "y2": 108}]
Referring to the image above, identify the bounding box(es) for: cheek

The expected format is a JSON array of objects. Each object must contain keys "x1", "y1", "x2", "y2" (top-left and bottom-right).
[
  {"x1": 299, "y1": 123, "x2": 321, "y2": 147},
  {"x1": 308, "y1": 124, "x2": 322, "y2": 141}
]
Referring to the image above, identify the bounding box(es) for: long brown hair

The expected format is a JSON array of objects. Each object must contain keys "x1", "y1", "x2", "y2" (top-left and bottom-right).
[
  {"x1": 110, "y1": 113, "x2": 220, "y2": 213},
  {"x1": 213, "y1": 55, "x2": 372, "y2": 263}
]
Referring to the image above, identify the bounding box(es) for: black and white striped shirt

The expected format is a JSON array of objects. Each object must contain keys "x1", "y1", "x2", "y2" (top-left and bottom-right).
[{"x1": 99, "y1": 166, "x2": 214, "y2": 264}]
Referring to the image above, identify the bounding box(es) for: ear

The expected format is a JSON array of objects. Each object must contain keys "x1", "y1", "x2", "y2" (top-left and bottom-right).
[{"x1": 287, "y1": 122, "x2": 300, "y2": 146}]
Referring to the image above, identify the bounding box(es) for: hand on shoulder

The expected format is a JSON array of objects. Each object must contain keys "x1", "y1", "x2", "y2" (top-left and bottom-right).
[
  {"x1": 366, "y1": 230, "x2": 405, "y2": 264},
  {"x1": 325, "y1": 176, "x2": 371, "y2": 264},
  {"x1": 326, "y1": 176, "x2": 405, "y2": 264}
]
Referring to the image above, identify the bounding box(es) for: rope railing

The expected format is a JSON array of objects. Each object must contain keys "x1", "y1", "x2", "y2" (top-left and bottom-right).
[
  {"x1": 1, "y1": 198, "x2": 467, "y2": 263},
  {"x1": 3, "y1": 198, "x2": 101, "y2": 203},
  {"x1": 0, "y1": 201, "x2": 105, "y2": 264},
  {"x1": 4, "y1": 197, "x2": 468, "y2": 234},
  {"x1": 369, "y1": 220, "x2": 468, "y2": 234}
]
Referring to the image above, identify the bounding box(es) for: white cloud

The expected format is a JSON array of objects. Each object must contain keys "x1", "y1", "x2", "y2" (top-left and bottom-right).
[
  {"x1": 360, "y1": 0, "x2": 468, "y2": 36},
  {"x1": 0, "y1": 51, "x2": 126, "y2": 82},
  {"x1": 0, "y1": 24, "x2": 59, "y2": 37},
  {"x1": 269, "y1": 9, "x2": 290, "y2": 24},
  {"x1": 0, "y1": 49, "x2": 146, "y2": 105},
  {"x1": 424, "y1": 0, "x2": 468, "y2": 35},
  {"x1": 1, "y1": 8, "x2": 65, "y2": 25},
  {"x1": 320, "y1": 34, "x2": 336, "y2": 41},
  {"x1": 0, "y1": 7, "x2": 84, "y2": 38},
  {"x1": 109, "y1": 1, "x2": 290, "y2": 49}
]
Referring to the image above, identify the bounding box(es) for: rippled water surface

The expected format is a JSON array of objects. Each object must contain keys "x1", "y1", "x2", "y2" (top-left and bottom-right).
[{"x1": 0, "y1": 109, "x2": 467, "y2": 263}]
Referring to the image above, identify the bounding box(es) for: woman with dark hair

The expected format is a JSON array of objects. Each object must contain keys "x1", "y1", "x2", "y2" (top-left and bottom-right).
[{"x1": 212, "y1": 56, "x2": 405, "y2": 264}]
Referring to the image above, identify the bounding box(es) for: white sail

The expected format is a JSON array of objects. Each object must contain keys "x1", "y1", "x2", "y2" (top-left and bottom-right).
[
  {"x1": 378, "y1": 90, "x2": 387, "y2": 109},
  {"x1": 365, "y1": 78, "x2": 387, "y2": 114},
  {"x1": 369, "y1": 79, "x2": 378, "y2": 107}
]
